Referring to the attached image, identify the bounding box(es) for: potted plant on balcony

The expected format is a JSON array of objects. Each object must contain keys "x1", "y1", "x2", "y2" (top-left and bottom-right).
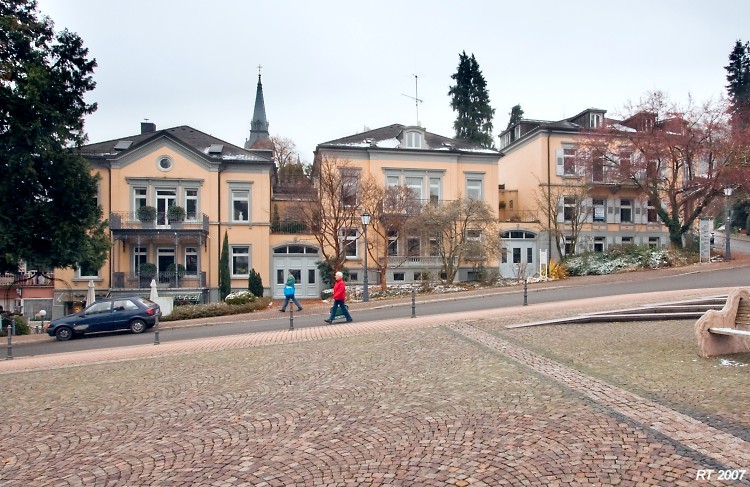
[
  {"x1": 137, "y1": 205, "x2": 157, "y2": 227},
  {"x1": 138, "y1": 262, "x2": 157, "y2": 287},
  {"x1": 167, "y1": 205, "x2": 186, "y2": 227}
]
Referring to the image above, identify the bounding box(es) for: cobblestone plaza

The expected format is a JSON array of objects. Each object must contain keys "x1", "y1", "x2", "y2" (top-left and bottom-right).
[{"x1": 1, "y1": 290, "x2": 749, "y2": 486}]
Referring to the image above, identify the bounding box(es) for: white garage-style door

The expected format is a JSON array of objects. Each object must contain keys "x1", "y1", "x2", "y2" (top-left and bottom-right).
[
  {"x1": 272, "y1": 245, "x2": 320, "y2": 299},
  {"x1": 500, "y1": 230, "x2": 537, "y2": 279}
]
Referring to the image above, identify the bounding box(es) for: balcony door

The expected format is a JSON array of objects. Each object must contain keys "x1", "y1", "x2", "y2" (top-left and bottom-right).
[
  {"x1": 157, "y1": 248, "x2": 175, "y2": 283},
  {"x1": 156, "y1": 189, "x2": 177, "y2": 226}
]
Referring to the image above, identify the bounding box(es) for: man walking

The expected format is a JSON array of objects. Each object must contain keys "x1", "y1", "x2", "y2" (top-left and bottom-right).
[{"x1": 324, "y1": 271, "x2": 352, "y2": 323}]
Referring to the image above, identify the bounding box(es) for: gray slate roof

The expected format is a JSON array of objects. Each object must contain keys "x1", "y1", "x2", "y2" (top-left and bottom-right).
[
  {"x1": 318, "y1": 124, "x2": 498, "y2": 154},
  {"x1": 80, "y1": 125, "x2": 272, "y2": 164}
]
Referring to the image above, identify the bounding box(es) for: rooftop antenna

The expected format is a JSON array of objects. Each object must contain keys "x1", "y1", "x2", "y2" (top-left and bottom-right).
[{"x1": 401, "y1": 74, "x2": 423, "y2": 127}]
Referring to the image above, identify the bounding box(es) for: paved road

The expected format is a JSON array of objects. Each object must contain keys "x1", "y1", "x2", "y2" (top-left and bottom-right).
[{"x1": 10, "y1": 259, "x2": 750, "y2": 359}]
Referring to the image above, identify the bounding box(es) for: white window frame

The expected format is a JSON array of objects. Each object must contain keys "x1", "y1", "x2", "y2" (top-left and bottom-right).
[
  {"x1": 592, "y1": 198, "x2": 606, "y2": 222},
  {"x1": 620, "y1": 198, "x2": 633, "y2": 223},
  {"x1": 185, "y1": 188, "x2": 199, "y2": 221},
  {"x1": 339, "y1": 228, "x2": 359, "y2": 259},
  {"x1": 341, "y1": 170, "x2": 360, "y2": 207},
  {"x1": 231, "y1": 188, "x2": 250, "y2": 223},
  {"x1": 184, "y1": 247, "x2": 198, "y2": 275},
  {"x1": 133, "y1": 246, "x2": 147, "y2": 273},
  {"x1": 134, "y1": 187, "x2": 147, "y2": 212},
  {"x1": 230, "y1": 245, "x2": 250, "y2": 277},
  {"x1": 465, "y1": 174, "x2": 484, "y2": 201},
  {"x1": 404, "y1": 130, "x2": 423, "y2": 149}
]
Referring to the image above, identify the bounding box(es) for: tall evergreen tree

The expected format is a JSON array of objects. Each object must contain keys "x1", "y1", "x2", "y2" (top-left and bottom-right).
[
  {"x1": 219, "y1": 231, "x2": 231, "y2": 300},
  {"x1": 506, "y1": 104, "x2": 524, "y2": 129},
  {"x1": 448, "y1": 51, "x2": 495, "y2": 148},
  {"x1": 725, "y1": 39, "x2": 750, "y2": 127},
  {"x1": 0, "y1": 0, "x2": 110, "y2": 274}
]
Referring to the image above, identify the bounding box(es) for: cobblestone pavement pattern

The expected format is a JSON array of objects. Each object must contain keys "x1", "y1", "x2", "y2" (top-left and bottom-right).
[{"x1": 1, "y1": 289, "x2": 749, "y2": 486}]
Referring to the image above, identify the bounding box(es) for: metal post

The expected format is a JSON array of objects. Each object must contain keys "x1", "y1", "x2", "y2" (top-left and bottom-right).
[
  {"x1": 725, "y1": 192, "x2": 732, "y2": 261},
  {"x1": 411, "y1": 288, "x2": 416, "y2": 318},
  {"x1": 363, "y1": 224, "x2": 369, "y2": 302},
  {"x1": 289, "y1": 307, "x2": 294, "y2": 331},
  {"x1": 153, "y1": 314, "x2": 160, "y2": 345},
  {"x1": 6, "y1": 322, "x2": 13, "y2": 360},
  {"x1": 523, "y1": 278, "x2": 528, "y2": 306}
]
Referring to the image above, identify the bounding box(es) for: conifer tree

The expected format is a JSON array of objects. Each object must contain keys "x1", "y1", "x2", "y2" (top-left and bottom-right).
[
  {"x1": 507, "y1": 104, "x2": 524, "y2": 129},
  {"x1": 725, "y1": 39, "x2": 750, "y2": 127},
  {"x1": 0, "y1": 0, "x2": 110, "y2": 273},
  {"x1": 448, "y1": 51, "x2": 495, "y2": 148},
  {"x1": 219, "y1": 232, "x2": 231, "y2": 300}
]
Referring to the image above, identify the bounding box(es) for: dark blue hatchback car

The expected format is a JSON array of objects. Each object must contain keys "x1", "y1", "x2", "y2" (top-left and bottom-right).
[{"x1": 46, "y1": 296, "x2": 161, "y2": 341}]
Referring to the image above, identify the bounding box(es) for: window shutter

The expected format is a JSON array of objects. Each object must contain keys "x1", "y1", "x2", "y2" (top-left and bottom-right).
[
  {"x1": 607, "y1": 204, "x2": 615, "y2": 223},
  {"x1": 556, "y1": 148, "x2": 564, "y2": 176},
  {"x1": 614, "y1": 206, "x2": 621, "y2": 223},
  {"x1": 556, "y1": 202, "x2": 564, "y2": 223}
]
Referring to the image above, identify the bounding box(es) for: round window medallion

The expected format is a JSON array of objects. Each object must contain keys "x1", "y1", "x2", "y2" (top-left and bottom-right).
[{"x1": 157, "y1": 156, "x2": 173, "y2": 171}]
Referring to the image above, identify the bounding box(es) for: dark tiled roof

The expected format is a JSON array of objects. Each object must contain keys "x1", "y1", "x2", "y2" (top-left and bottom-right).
[
  {"x1": 80, "y1": 125, "x2": 272, "y2": 163},
  {"x1": 318, "y1": 124, "x2": 498, "y2": 154}
]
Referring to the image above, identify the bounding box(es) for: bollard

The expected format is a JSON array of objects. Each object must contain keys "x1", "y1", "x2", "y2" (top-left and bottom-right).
[
  {"x1": 523, "y1": 278, "x2": 528, "y2": 306},
  {"x1": 154, "y1": 314, "x2": 160, "y2": 345},
  {"x1": 411, "y1": 288, "x2": 416, "y2": 318},
  {"x1": 6, "y1": 322, "x2": 13, "y2": 360},
  {"x1": 289, "y1": 307, "x2": 294, "y2": 331}
]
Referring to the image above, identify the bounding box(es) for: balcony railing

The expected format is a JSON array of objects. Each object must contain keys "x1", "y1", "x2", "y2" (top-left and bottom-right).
[
  {"x1": 0, "y1": 272, "x2": 55, "y2": 287},
  {"x1": 271, "y1": 221, "x2": 313, "y2": 234},
  {"x1": 109, "y1": 212, "x2": 209, "y2": 232},
  {"x1": 498, "y1": 210, "x2": 539, "y2": 223},
  {"x1": 378, "y1": 255, "x2": 451, "y2": 267},
  {"x1": 113, "y1": 271, "x2": 206, "y2": 289}
]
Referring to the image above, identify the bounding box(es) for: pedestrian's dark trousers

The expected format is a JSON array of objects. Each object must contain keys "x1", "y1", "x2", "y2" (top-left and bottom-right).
[{"x1": 329, "y1": 299, "x2": 352, "y2": 321}]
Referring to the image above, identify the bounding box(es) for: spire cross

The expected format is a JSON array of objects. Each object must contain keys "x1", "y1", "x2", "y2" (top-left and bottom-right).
[{"x1": 257, "y1": 64, "x2": 263, "y2": 77}]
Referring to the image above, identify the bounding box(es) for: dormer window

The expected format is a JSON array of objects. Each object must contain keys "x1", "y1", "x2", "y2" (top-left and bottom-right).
[
  {"x1": 404, "y1": 129, "x2": 423, "y2": 149},
  {"x1": 589, "y1": 113, "x2": 603, "y2": 129}
]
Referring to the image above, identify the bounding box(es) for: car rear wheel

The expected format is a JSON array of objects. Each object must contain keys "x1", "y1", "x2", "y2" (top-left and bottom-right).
[
  {"x1": 55, "y1": 327, "x2": 73, "y2": 341},
  {"x1": 130, "y1": 319, "x2": 147, "y2": 334}
]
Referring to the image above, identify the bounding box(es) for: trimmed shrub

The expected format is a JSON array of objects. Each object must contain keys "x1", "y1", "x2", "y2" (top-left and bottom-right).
[
  {"x1": 248, "y1": 268, "x2": 263, "y2": 297},
  {"x1": 225, "y1": 290, "x2": 256, "y2": 305},
  {"x1": 161, "y1": 297, "x2": 271, "y2": 321}
]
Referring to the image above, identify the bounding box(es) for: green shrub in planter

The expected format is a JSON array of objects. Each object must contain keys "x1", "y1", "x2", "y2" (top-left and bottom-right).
[
  {"x1": 168, "y1": 205, "x2": 186, "y2": 223},
  {"x1": 137, "y1": 205, "x2": 157, "y2": 222},
  {"x1": 139, "y1": 262, "x2": 157, "y2": 280}
]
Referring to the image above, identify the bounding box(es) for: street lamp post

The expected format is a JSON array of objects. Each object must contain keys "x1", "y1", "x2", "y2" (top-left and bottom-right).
[
  {"x1": 724, "y1": 187, "x2": 733, "y2": 261},
  {"x1": 361, "y1": 211, "x2": 371, "y2": 302}
]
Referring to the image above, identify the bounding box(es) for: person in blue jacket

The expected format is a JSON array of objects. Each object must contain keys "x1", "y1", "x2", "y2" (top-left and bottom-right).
[{"x1": 280, "y1": 273, "x2": 303, "y2": 312}]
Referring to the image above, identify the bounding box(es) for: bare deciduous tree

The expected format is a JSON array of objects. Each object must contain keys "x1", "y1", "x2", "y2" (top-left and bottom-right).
[
  {"x1": 287, "y1": 154, "x2": 360, "y2": 272},
  {"x1": 359, "y1": 176, "x2": 423, "y2": 290},
  {"x1": 534, "y1": 180, "x2": 593, "y2": 258},
  {"x1": 578, "y1": 91, "x2": 744, "y2": 247},
  {"x1": 415, "y1": 197, "x2": 499, "y2": 284}
]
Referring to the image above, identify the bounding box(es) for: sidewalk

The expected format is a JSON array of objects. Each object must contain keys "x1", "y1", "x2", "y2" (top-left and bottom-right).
[{"x1": 1, "y1": 285, "x2": 749, "y2": 486}]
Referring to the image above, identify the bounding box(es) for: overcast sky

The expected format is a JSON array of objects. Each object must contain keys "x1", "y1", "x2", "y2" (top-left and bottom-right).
[{"x1": 36, "y1": 0, "x2": 750, "y2": 162}]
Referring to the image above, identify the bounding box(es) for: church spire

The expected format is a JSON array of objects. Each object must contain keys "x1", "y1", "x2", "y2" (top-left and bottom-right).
[{"x1": 244, "y1": 66, "x2": 270, "y2": 149}]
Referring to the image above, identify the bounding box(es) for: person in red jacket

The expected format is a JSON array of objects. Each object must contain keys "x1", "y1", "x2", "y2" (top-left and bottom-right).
[{"x1": 324, "y1": 271, "x2": 353, "y2": 323}]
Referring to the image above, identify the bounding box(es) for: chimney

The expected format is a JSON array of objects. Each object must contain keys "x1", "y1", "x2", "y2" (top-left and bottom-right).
[{"x1": 141, "y1": 122, "x2": 156, "y2": 134}]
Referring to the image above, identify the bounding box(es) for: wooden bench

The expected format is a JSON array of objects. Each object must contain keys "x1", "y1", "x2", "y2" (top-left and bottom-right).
[{"x1": 695, "y1": 288, "x2": 750, "y2": 358}]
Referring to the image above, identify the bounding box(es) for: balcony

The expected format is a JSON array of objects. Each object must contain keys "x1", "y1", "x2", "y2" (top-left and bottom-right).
[
  {"x1": 0, "y1": 272, "x2": 54, "y2": 287},
  {"x1": 378, "y1": 255, "x2": 451, "y2": 268},
  {"x1": 112, "y1": 271, "x2": 207, "y2": 290},
  {"x1": 271, "y1": 220, "x2": 313, "y2": 234},
  {"x1": 498, "y1": 210, "x2": 539, "y2": 223},
  {"x1": 109, "y1": 212, "x2": 209, "y2": 233}
]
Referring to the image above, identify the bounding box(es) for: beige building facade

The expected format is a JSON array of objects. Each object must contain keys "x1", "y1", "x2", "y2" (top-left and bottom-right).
[{"x1": 497, "y1": 108, "x2": 670, "y2": 276}]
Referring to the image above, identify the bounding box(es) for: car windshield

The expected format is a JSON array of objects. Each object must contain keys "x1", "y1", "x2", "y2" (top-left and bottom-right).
[{"x1": 137, "y1": 297, "x2": 157, "y2": 306}]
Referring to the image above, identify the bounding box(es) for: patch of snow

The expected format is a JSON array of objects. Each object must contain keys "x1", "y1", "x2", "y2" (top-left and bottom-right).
[
  {"x1": 719, "y1": 358, "x2": 748, "y2": 367},
  {"x1": 375, "y1": 138, "x2": 400, "y2": 148}
]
